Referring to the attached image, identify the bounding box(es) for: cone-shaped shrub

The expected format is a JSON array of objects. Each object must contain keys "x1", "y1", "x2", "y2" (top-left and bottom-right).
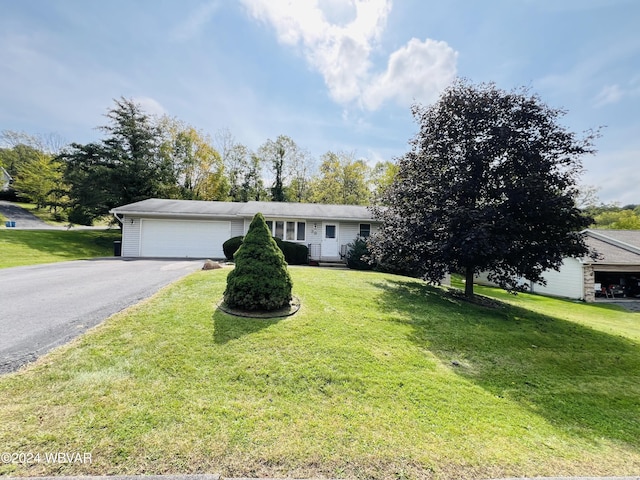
[{"x1": 224, "y1": 212, "x2": 293, "y2": 311}]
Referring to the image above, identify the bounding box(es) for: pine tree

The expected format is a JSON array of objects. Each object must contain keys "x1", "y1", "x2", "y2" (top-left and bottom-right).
[{"x1": 224, "y1": 213, "x2": 293, "y2": 311}]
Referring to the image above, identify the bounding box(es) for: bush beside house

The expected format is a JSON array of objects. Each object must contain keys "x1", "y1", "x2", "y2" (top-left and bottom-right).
[
  {"x1": 223, "y1": 236, "x2": 244, "y2": 260},
  {"x1": 223, "y1": 235, "x2": 309, "y2": 265},
  {"x1": 346, "y1": 237, "x2": 374, "y2": 270},
  {"x1": 274, "y1": 238, "x2": 309, "y2": 265}
]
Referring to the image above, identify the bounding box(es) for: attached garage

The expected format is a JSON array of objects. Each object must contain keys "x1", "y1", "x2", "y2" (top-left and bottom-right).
[
  {"x1": 474, "y1": 229, "x2": 640, "y2": 302},
  {"x1": 139, "y1": 219, "x2": 230, "y2": 258}
]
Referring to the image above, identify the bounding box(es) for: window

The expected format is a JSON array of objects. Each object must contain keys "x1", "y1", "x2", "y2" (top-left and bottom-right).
[
  {"x1": 325, "y1": 225, "x2": 336, "y2": 239},
  {"x1": 264, "y1": 219, "x2": 306, "y2": 242},
  {"x1": 296, "y1": 222, "x2": 306, "y2": 241},
  {"x1": 359, "y1": 223, "x2": 371, "y2": 238},
  {"x1": 286, "y1": 222, "x2": 295, "y2": 240},
  {"x1": 275, "y1": 221, "x2": 284, "y2": 240}
]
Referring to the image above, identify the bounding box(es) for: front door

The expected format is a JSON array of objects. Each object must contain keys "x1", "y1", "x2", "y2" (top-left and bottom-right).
[{"x1": 321, "y1": 223, "x2": 338, "y2": 259}]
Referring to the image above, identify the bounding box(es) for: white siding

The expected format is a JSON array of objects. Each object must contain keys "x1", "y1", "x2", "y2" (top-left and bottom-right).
[
  {"x1": 532, "y1": 258, "x2": 584, "y2": 300},
  {"x1": 231, "y1": 219, "x2": 244, "y2": 237},
  {"x1": 474, "y1": 271, "x2": 498, "y2": 287},
  {"x1": 339, "y1": 222, "x2": 359, "y2": 250},
  {"x1": 306, "y1": 221, "x2": 322, "y2": 245},
  {"x1": 121, "y1": 216, "x2": 141, "y2": 257},
  {"x1": 476, "y1": 259, "x2": 585, "y2": 300}
]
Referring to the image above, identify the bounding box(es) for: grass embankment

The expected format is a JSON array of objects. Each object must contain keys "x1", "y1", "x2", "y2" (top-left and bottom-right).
[
  {"x1": 0, "y1": 268, "x2": 638, "y2": 479},
  {"x1": 12, "y1": 202, "x2": 69, "y2": 227},
  {"x1": 0, "y1": 230, "x2": 121, "y2": 268}
]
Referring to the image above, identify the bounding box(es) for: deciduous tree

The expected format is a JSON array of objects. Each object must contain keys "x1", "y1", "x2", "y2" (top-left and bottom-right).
[
  {"x1": 258, "y1": 134, "x2": 298, "y2": 202},
  {"x1": 370, "y1": 161, "x2": 397, "y2": 205},
  {"x1": 1, "y1": 131, "x2": 68, "y2": 210},
  {"x1": 159, "y1": 118, "x2": 228, "y2": 200},
  {"x1": 370, "y1": 79, "x2": 597, "y2": 298},
  {"x1": 309, "y1": 151, "x2": 370, "y2": 205}
]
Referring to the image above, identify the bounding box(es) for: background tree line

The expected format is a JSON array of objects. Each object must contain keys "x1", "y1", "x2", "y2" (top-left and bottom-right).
[
  {"x1": 1, "y1": 96, "x2": 636, "y2": 230},
  {"x1": 0, "y1": 97, "x2": 396, "y2": 225}
]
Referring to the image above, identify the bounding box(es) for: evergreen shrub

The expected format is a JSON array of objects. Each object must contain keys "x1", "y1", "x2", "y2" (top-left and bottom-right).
[
  {"x1": 223, "y1": 236, "x2": 244, "y2": 260},
  {"x1": 224, "y1": 213, "x2": 293, "y2": 311},
  {"x1": 346, "y1": 237, "x2": 374, "y2": 270},
  {"x1": 275, "y1": 238, "x2": 309, "y2": 265}
]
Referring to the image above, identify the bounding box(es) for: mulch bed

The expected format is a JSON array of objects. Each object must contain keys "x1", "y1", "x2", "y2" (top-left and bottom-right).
[{"x1": 217, "y1": 296, "x2": 301, "y2": 318}]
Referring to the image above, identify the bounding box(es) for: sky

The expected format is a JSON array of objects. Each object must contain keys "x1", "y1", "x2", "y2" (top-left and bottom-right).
[{"x1": 1, "y1": 0, "x2": 638, "y2": 205}]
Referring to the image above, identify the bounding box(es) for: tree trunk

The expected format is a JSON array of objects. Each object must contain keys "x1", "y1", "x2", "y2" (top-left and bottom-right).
[{"x1": 465, "y1": 266, "x2": 475, "y2": 298}]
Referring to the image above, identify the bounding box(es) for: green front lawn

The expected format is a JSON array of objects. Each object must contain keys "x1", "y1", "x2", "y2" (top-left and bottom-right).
[
  {"x1": 0, "y1": 268, "x2": 638, "y2": 479},
  {"x1": 0, "y1": 229, "x2": 121, "y2": 268}
]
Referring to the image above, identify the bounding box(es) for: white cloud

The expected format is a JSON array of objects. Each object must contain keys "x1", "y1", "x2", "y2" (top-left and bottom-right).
[
  {"x1": 593, "y1": 79, "x2": 640, "y2": 108},
  {"x1": 133, "y1": 96, "x2": 167, "y2": 117},
  {"x1": 593, "y1": 84, "x2": 624, "y2": 107},
  {"x1": 241, "y1": 0, "x2": 457, "y2": 110},
  {"x1": 362, "y1": 38, "x2": 457, "y2": 110}
]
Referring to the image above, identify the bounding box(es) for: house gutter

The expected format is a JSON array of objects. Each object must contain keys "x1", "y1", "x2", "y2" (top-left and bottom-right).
[{"x1": 109, "y1": 210, "x2": 378, "y2": 223}]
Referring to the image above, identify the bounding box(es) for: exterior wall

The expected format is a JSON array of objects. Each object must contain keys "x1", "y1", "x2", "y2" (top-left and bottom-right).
[
  {"x1": 119, "y1": 213, "x2": 379, "y2": 262},
  {"x1": 306, "y1": 221, "x2": 322, "y2": 245},
  {"x1": 230, "y1": 219, "x2": 244, "y2": 237},
  {"x1": 474, "y1": 271, "x2": 497, "y2": 287},
  {"x1": 475, "y1": 260, "x2": 585, "y2": 300},
  {"x1": 339, "y1": 222, "x2": 359, "y2": 252},
  {"x1": 583, "y1": 264, "x2": 595, "y2": 303},
  {"x1": 121, "y1": 216, "x2": 141, "y2": 257},
  {"x1": 531, "y1": 258, "x2": 584, "y2": 300}
]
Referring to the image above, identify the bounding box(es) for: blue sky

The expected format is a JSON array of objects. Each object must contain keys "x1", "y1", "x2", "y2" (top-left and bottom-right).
[{"x1": 1, "y1": 0, "x2": 638, "y2": 204}]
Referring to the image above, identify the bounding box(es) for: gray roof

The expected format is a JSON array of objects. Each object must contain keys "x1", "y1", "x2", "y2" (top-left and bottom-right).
[
  {"x1": 110, "y1": 199, "x2": 377, "y2": 222},
  {"x1": 584, "y1": 229, "x2": 640, "y2": 265},
  {"x1": 111, "y1": 199, "x2": 243, "y2": 216}
]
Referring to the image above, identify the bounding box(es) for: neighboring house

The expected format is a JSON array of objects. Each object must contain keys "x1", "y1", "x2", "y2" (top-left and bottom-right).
[
  {"x1": 476, "y1": 229, "x2": 640, "y2": 302},
  {"x1": 1, "y1": 167, "x2": 12, "y2": 191},
  {"x1": 110, "y1": 198, "x2": 379, "y2": 262}
]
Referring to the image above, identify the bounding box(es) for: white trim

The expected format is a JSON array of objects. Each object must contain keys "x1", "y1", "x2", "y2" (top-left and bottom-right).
[{"x1": 264, "y1": 218, "x2": 307, "y2": 242}]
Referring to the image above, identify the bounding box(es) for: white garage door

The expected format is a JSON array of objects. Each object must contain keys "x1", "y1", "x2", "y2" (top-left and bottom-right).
[{"x1": 140, "y1": 219, "x2": 230, "y2": 258}]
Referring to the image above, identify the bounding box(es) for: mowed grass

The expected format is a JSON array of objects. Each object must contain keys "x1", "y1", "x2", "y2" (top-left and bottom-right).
[
  {"x1": 0, "y1": 268, "x2": 638, "y2": 479},
  {"x1": 0, "y1": 229, "x2": 121, "y2": 268}
]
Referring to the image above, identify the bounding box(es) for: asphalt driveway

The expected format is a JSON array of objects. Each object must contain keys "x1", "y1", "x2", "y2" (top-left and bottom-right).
[
  {"x1": 0, "y1": 200, "x2": 57, "y2": 229},
  {"x1": 0, "y1": 258, "x2": 204, "y2": 374}
]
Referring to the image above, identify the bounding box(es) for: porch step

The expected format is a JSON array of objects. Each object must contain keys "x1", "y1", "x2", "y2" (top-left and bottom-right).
[{"x1": 317, "y1": 261, "x2": 348, "y2": 269}]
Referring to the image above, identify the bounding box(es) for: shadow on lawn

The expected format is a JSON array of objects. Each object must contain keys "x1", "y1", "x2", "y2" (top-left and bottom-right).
[
  {"x1": 212, "y1": 308, "x2": 283, "y2": 345},
  {"x1": 374, "y1": 278, "x2": 640, "y2": 449}
]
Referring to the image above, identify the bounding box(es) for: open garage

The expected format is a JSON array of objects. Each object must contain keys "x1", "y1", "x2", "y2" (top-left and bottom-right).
[{"x1": 594, "y1": 268, "x2": 640, "y2": 299}]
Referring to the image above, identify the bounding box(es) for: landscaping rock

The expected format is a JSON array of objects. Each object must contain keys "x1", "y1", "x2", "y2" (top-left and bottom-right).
[{"x1": 202, "y1": 259, "x2": 223, "y2": 270}]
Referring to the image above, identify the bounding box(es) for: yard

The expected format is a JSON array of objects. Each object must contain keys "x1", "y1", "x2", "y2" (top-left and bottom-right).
[
  {"x1": 0, "y1": 229, "x2": 121, "y2": 268},
  {"x1": 0, "y1": 267, "x2": 638, "y2": 479}
]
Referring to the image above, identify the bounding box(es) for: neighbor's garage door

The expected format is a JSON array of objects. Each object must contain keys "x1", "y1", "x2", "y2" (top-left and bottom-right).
[{"x1": 140, "y1": 219, "x2": 230, "y2": 258}]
